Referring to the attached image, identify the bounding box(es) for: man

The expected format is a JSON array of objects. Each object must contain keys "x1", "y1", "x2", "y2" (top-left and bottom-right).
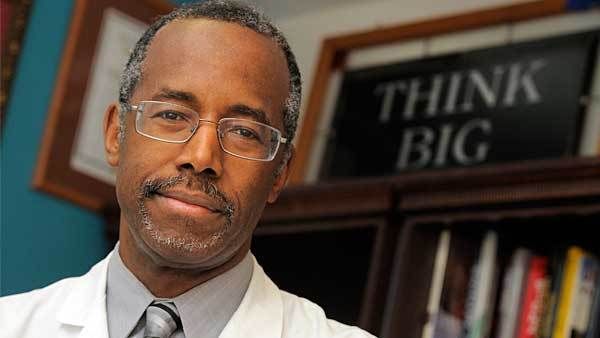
[{"x1": 0, "y1": 1, "x2": 376, "y2": 338}]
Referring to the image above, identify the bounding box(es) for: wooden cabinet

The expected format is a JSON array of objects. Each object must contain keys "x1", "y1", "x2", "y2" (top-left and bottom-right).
[
  {"x1": 253, "y1": 180, "x2": 396, "y2": 332},
  {"x1": 254, "y1": 157, "x2": 600, "y2": 337}
]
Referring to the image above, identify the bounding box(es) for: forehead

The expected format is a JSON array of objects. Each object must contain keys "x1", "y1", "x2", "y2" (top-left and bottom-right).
[{"x1": 138, "y1": 18, "x2": 289, "y2": 124}]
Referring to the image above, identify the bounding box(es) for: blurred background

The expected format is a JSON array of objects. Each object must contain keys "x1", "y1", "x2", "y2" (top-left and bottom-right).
[{"x1": 1, "y1": 0, "x2": 600, "y2": 336}]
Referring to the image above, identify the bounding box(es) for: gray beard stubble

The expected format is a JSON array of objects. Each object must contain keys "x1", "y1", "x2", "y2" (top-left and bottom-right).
[{"x1": 136, "y1": 174, "x2": 236, "y2": 252}]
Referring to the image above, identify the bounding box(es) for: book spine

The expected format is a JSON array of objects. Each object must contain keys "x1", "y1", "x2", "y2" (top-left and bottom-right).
[
  {"x1": 585, "y1": 268, "x2": 600, "y2": 338},
  {"x1": 497, "y1": 249, "x2": 531, "y2": 338},
  {"x1": 484, "y1": 263, "x2": 502, "y2": 338},
  {"x1": 422, "y1": 230, "x2": 451, "y2": 338},
  {"x1": 551, "y1": 247, "x2": 584, "y2": 338},
  {"x1": 463, "y1": 261, "x2": 479, "y2": 338},
  {"x1": 466, "y1": 231, "x2": 498, "y2": 338},
  {"x1": 571, "y1": 256, "x2": 600, "y2": 338},
  {"x1": 516, "y1": 256, "x2": 548, "y2": 338},
  {"x1": 539, "y1": 252, "x2": 565, "y2": 338}
]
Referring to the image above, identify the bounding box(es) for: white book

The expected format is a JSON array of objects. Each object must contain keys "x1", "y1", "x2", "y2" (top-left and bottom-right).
[
  {"x1": 578, "y1": 40, "x2": 600, "y2": 156},
  {"x1": 422, "y1": 230, "x2": 452, "y2": 338},
  {"x1": 571, "y1": 256, "x2": 599, "y2": 338},
  {"x1": 465, "y1": 231, "x2": 498, "y2": 338},
  {"x1": 497, "y1": 249, "x2": 531, "y2": 338}
]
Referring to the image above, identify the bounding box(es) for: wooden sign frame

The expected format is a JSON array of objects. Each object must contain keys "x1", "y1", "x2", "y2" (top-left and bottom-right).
[
  {"x1": 288, "y1": 0, "x2": 567, "y2": 184},
  {"x1": 33, "y1": 0, "x2": 172, "y2": 211}
]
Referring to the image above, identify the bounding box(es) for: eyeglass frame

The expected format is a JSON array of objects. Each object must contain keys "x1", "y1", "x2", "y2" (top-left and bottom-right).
[{"x1": 127, "y1": 100, "x2": 288, "y2": 162}]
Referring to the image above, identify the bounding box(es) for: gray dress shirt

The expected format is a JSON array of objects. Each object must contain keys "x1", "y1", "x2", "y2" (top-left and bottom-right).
[{"x1": 106, "y1": 244, "x2": 253, "y2": 338}]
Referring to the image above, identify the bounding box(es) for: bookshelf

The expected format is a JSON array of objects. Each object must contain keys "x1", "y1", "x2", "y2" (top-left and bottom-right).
[{"x1": 253, "y1": 157, "x2": 600, "y2": 337}]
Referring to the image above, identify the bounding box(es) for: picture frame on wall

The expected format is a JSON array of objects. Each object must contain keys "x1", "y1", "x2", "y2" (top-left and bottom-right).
[
  {"x1": 288, "y1": 0, "x2": 600, "y2": 184},
  {"x1": 33, "y1": 0, "x2": 172, "y2": 212},
  {"x1": 317, "y1": 30, "x2": 599, "y2": 180},
  {"x1": 1, "y1": 0, "x2": 34, "y2": 130}
]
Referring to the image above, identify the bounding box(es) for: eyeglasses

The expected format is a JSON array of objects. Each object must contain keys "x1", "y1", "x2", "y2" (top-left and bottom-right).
[{"x1": 130, "y1": 100, "x2": 288, "y2": 161}]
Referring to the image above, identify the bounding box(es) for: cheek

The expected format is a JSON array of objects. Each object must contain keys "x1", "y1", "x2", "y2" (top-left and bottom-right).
[
  {"x1": 116, "y1": 139, "x2": 169, "y2": 201},
  {"x1": 115, "y1": 154, "x2": 145, "y2": 214},
  {"x1": 225, "y1": 163, "x2": 275, "y2": 225}
]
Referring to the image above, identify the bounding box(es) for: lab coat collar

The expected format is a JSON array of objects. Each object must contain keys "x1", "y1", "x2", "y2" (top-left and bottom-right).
[
  {"x1": 219, "y1": 255, "x2": 283, "y2": 338},
  {"x1": 52, "y1": 250, "x2": 283, "y2": 338},
  {"x1": 56, "y1": 251, "x2": 112, "y2": 338}
]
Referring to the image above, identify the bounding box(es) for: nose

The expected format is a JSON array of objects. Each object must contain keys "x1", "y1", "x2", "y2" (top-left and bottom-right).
[{"x1": 174, "y1": 122, "x2": 223, "y2": 177}]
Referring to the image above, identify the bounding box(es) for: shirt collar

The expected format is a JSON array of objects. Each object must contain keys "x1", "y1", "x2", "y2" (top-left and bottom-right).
[{"x1": 106, "y1": 243, "x2": 253, "y2": 338}]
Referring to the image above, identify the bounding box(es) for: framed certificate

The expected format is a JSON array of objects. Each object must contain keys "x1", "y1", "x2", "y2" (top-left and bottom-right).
[{"x1": 33, "y1": 0, "x2": 172, "y2": 211}]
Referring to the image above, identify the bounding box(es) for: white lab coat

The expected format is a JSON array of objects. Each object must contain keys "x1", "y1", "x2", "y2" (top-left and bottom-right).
[{"x1": 0, "y1": 252, "x2": 376, "y2": 338}]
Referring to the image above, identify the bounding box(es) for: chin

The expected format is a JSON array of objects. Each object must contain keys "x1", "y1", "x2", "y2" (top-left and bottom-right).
[{"x1": 134, "y1": 222, "x2": 245, "y2": 270}]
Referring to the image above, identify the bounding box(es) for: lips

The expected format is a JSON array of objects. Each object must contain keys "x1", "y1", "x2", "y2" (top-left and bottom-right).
[{"x1": 155, "y1": 190, "x2": 224, "y2": 215}]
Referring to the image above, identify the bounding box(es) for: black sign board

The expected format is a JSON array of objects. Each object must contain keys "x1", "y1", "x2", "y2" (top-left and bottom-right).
[{"x1": 319, "y1": 30, "x2": 599, "y2": 179}]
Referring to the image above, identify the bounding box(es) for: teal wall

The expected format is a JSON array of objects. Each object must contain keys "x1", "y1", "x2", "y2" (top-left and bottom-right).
[{"x1": 0, "y1": 0, "x2": 109, "y2": 296}]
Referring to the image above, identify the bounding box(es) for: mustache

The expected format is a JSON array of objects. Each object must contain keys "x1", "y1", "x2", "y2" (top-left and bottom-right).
[{"x1": 139, "y1": 174, "x2": 235, "y2": 218}]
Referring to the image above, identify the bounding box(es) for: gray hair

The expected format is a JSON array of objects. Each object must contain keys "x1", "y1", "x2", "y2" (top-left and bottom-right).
[{"x1": 118, "y1": 0, "x2": 301, "y2": 173}]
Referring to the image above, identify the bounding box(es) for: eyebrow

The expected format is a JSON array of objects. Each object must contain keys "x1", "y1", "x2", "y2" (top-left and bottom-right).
[
  {"x1": 151, "y1": 88, "x2": 273, "y2": 126},
  {"x1": 151, "y1": 88, "x2": 199, "y2": 106},
  {"x1": 228, "y1": 104, "x2": 272, "y2": 126}
]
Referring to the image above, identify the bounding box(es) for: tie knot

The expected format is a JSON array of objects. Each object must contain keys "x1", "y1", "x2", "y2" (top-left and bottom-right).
[{"x1": 144, "y1": 301, "x2": 182, "y2": 338}]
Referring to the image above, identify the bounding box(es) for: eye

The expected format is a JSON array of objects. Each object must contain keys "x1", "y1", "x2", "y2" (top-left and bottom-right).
[
  {"x1": 152, "y1": 110, "x2": 187, "y2": 121},
  {"x1": 230, "y1": 126, "x2": 259, "y2": 139}
]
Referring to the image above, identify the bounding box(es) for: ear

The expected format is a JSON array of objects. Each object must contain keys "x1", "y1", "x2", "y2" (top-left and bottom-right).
[
  {"x1": 267, "y1": 146, "x2": 295, "y2": 203},
  {"x1": 104, "y1": 103, "x2": 122, "y2": 167}
]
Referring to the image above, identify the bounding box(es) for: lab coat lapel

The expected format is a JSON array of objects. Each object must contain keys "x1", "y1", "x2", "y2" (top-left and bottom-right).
[
  {"x1": 219, "y1": 256, "x2": 283, "y2": 338},
  {"x1": 77, "y1": 300, "x2": 109, "y2": 338},
  {"x1": 56, "y1": 252, "x2": 112, "y2": 338}
]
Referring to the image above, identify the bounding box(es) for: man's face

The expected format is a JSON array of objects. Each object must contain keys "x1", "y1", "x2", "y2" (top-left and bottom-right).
[{"x1": 105, "y1": 19, "x2": 291, "y2": 270}]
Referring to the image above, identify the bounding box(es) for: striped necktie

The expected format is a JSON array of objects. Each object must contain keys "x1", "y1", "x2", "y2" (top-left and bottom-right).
[{"x1": 144, "y1": 300, "x2": 182, "y2": 338}]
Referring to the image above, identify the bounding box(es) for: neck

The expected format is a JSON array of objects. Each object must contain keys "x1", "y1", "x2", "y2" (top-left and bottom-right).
[{"x1": 117, "y1": 224, "x2": 250, "y2": 298}]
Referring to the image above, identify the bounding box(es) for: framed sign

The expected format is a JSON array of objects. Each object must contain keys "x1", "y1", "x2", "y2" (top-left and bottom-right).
[
  {"x1": 33, "y1": 0, "x2": 172, "y2": 211},
  {"x1": 318, "y1": 31, "x2": 598, "y2": 179},
  {"x1": 1, "y1": 0, "x2": 34, "y2": 130},
  {"x1": 289, "y1": 0, "x2": 575, "y2": 184}
]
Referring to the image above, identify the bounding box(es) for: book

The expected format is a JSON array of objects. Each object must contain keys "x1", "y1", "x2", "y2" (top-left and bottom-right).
[
  {"x1": 585, "y1": 270, "x2": 600, "y2": 338},
  {"x1": 430, "y1": 231, "x2": 482, "y2": 338},
  {"x1": 539, "y1": 251, "x2": 566, "y2": 338},
  {"x1": 571, "y1": 254, "x2": 600, "y2": 338},
  {"x1": 484, "y1": 260, "x2": 501, "y2": 338},
  {"x1": 422, "y1": 230, "x2": 452, "y2": 338},
  {"x1": 496, "y1": 249, "x2": 532, "y2": 338},
  {"x1": 515, "y1": 255, "x2": 549, "y2": 338},
  {"x1": 463, "y1": 231, "x2": 498, "y2": 338},
  {"x1": 552, "y1": 246, "x2": 585, "y2": 338}
]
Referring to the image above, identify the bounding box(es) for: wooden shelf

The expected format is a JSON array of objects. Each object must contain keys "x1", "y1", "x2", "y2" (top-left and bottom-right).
[{"x1": 255, "y1": 157, "x2": 600, "y2": 337}]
